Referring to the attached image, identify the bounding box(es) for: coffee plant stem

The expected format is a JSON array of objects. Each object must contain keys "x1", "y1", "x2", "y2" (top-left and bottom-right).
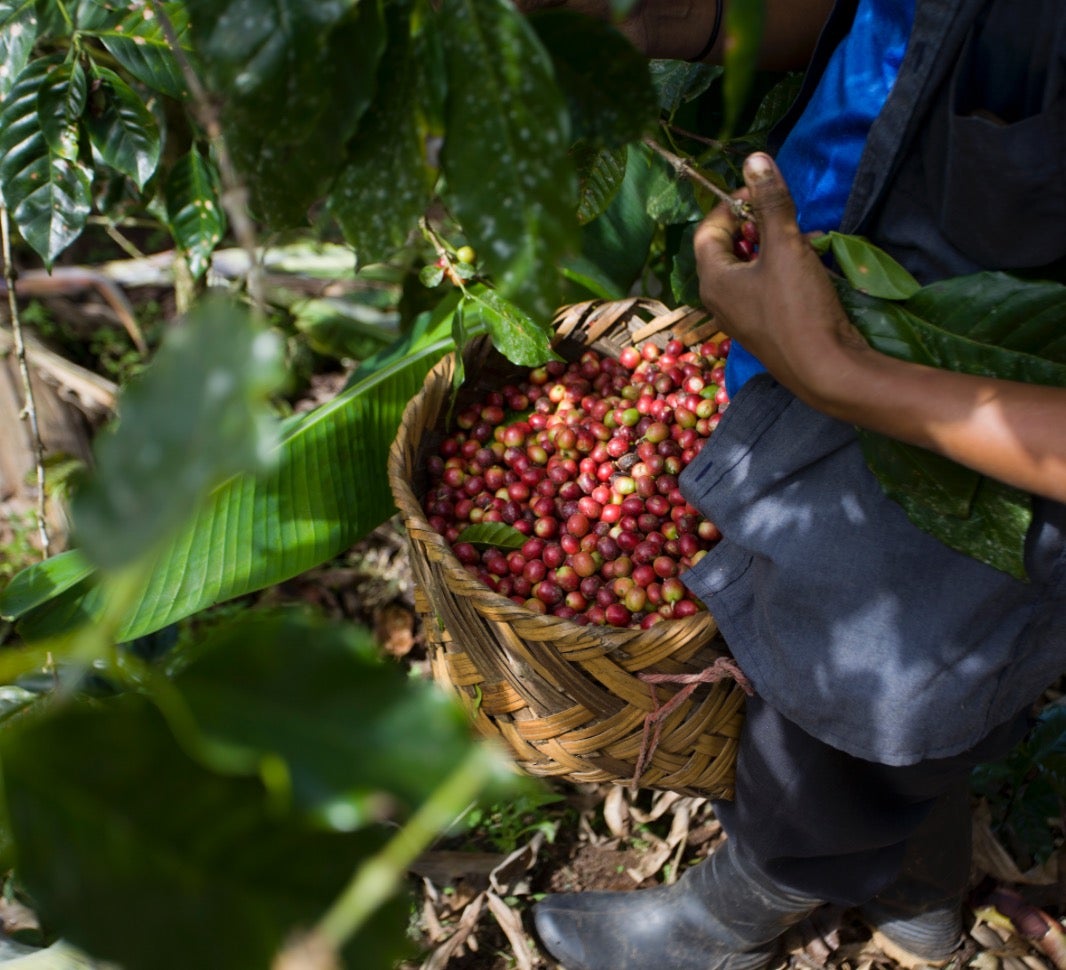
[
  {"x1": 642, "y1": 136, "x2": 754, "y2": 221},
  {"x1": 312, "y1": 746, "x2": 498, "y2": 951},
  {"x1": 146, "y1": 0, "x2": 267, "y2": 319},
  {"x1": 0, "y1": 204, "x2": 50, "y2": 558}
]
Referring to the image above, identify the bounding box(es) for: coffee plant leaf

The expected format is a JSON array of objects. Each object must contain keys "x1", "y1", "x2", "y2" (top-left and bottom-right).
[
  {"x1": 820, "y1": 231, "x2": 921, "y2": 300},
  {"x1": 94, "y1": 1, "x2": 191, "y2": 100},
  {"x1": 164, "y1": 147, "x2": 225, "y2": 279},
  {"x1": 0, "y1": 549, "x2": 93, "y2": 621},
  {"x1": 0, "y1": 0, "x2": 39, "y2": 101},
  {"x1": 460, "y1": 287, "x2": 557, "y2": 368},
  {"x1": 649, "y1": 59, "x2": 722, "y2": 116},
  {"x1": 438, "y1": 0, "x2": 578, "y2": 324},
  {"x1": 0, "y1": 56, "x2": 92, "y2": 268},
  {"x1": 747, "y1": 71, "x2": 804, "y2": 136},
  {"x1": 329, "y1": 2, "x2": 432, "y2": 267},
  {"x1": 84, "y1": 66, "x2": 161, "y2": 190},
  {"x1": 0, "y1": 693, "x2": 411, "y2": 970},
  {"x1": 36, "y1": 59, "x2": 86, "y2": 162},
  {"x1": 529, "y1": 9, "x2": 658, "y2": 147},
  {"x1": 574, "y1": 142, "x2": 627, "y2": 226},
  {"x1": 71, "y1": 297, "x2": 285, "y2": 573},
  {"x1": 644, "y1": 147, "x2": 702, "y2": 224},
  {"x1": 721, "y1": 0, "x2": 765, "y2": 138},
  {"x1": 10, "y1": 306, "x2": 475, "y2": 642},
  {"x1": 841, "y1": 273, "x2": 1066, "y2": 579},
  {"x1": 670, "y1": 222, "x2": 701, "y2": 307},
  {"x1": 175, "y1": 610, "x2": 478, "y2": 826},
  {"x1": 456, "y1": 522, "x2": 527, "y2": 551}
]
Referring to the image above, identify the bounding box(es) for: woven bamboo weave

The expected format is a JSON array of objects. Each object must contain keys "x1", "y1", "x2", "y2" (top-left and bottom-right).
[{"x1": 387, "y1": 298, "x2": 748, "y2": 798}]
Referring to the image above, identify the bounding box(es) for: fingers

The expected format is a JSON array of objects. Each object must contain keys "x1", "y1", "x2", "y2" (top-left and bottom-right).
[{"x1": 741, "y1": 153, "x2": 800, "y2": 247}]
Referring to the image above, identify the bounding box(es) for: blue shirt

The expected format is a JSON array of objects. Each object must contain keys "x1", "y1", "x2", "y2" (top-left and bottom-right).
[{"x1": 724, "y1": 0, "x2": 917, "y2": 396}]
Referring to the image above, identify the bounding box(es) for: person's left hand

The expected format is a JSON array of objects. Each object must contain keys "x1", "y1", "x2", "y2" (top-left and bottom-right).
[{"x1": 693, "y1": 152, "x2": 869, "y2": 406}]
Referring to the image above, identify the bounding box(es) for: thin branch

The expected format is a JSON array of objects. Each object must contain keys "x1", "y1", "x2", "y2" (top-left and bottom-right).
[
  {"x1": 1, "y1": 205, "x2": 51, "y2": 558},
  {"x1": 146, "y1": 0, "x2": 266, "y2": 318},
  {"x1": 642, "y1": 136, "x2": 753, "y2": 222},
  {"x1": 663, "y1": 122, "x2": 726, "y2": 152}
]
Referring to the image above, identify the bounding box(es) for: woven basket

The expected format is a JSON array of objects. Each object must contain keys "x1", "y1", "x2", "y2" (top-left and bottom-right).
[{"x1": 387, "y1": 298, "x2": 748, "y2": 798}]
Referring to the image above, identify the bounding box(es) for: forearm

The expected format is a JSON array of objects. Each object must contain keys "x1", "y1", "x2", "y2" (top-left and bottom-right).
[{"x1": 811, "y1": 340, "x2": 1066, "y2": 504}]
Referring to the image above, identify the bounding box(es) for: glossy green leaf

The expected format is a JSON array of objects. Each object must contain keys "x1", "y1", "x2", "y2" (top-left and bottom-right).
[
  {"x1": 95, "y1": 1, "x2": 191, "y2": 100},
  {"x1": 439, "y1": 0, "x2": 578, "y2": 323},
  {"x1": 0, "y1": 0, "x2": 38, "y2": 101},
  {"x1": 0, "y1": 57, "x2": 92, "y2": 268},
  {"x1": 746, "y1": 71, "x2": 804, "y2": 135},
  {"x1": 71, "y1": 297, "x2": 285, "y2": 572},
  {"x1": 460, "y1": 287, "x2": 557, "y2": 367},
  {"x1": 1, "y1": 695, "x2": 410, "y2": 970},
  {"x1": 649, "y1": 59, "x2": 722, "y2": 115},
  {"x1": 574, "y1": 142, "x2": 627, "y2": 226},
  {"x1": 176, "y1": 610, "x2": 477, "y2": 826},
  {"x1": 840, "y1": 272, "x2": 1066, "y2": 579},
  {"x1": 84, "y1": 66, "x2": 161, "y2": 190},
  {"x1": 329, "y1": 3, "x2": 432, "y2": 266},
  {"x1": 164, "y1": 147, "x2": 224, "y2": 279},
  {"x1": 36, "y1": 60, "x2": 86, "y2": 162},
  {"x1": 529, "y1": 9, "x2": 658, "y2": 147},
  {"x1": 456, "y1": 522, "x2": 526, "y2": 551},
  {"x1": 645, "y1": 148, "x2": 701, "y2": 224},
  {"x1": 187, "y1": 0, "x2": 383, "y2": 226},
  {"x1": 816, "y1": 231, "x2": 921, "y2": 300},
  {"x1": 13, "y1": 307, "x2": 474, "y2": 643},
  {"x1": 0, "y1": 549, "x2": 92, "y2": 620},
  {"x1": 721, "y1": 0, "x2": 765, "y2": 138}
]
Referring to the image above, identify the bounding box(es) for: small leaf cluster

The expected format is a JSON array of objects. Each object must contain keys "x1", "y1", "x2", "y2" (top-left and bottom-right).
[{"x1": 0, "y1": 1, "x2": 223, "y2": 273}]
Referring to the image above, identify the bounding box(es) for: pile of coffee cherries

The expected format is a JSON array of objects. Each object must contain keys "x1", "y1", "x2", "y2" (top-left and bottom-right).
[{"x1": 421, "y1": 336, "x2": 731, "y2": 629}]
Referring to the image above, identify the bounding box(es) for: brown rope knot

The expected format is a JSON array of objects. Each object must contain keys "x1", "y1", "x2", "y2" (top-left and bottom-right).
[{"x1": 631, "y1": 658, "x2": 754, "y2": 791}]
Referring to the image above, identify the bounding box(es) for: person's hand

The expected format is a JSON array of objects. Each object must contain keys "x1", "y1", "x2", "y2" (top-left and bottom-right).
[{"x1": 693, "y1": 152, "x2": 869, "y2": 406}]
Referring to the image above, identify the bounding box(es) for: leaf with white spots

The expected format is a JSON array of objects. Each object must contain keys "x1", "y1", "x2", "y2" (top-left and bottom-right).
[
  {"x1": 164, "y1": 147, "x2": 225, "y2": 279},
  {"x1": 0, "y1": 57, "x2": 93, "y2": 268},
  {"x1": 329, "y1": 3, "x2": 432, "y2": 266},
  {"x1": 0, "y1": 0, "x2": 37, "y2": 101},
  {"x1": 95, "y1": 1, "x2": 192, "y2": 100},
  {"x1": 439, "y1": 0, "x2": 578, "y2": 323},
  {"x1": 37, "y1": 59, "x2": 86, "y2": 162},
  {"x1": 71, "y1": 296, "x2": 286, "y2": 572},
  {"x1": 460, "y1": 286, "x2": 557, "y2": 367},
  {"x1": 84, "y1": 66, "x2": 161, "y2": 190}
]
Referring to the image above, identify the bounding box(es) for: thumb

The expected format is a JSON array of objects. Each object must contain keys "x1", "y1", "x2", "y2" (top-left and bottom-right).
[{"x1": 742, "y1": 153, "x2": 800, "y2": 245}]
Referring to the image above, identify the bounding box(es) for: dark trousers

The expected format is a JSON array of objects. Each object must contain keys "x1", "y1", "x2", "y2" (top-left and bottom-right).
[{"x1": 713, "y1": 696, "x2": 1032, "y2": 907}]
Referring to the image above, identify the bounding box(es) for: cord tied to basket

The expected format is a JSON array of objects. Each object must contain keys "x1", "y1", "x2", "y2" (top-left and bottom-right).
[{"x1": 632, "y1": 658, "x2": 755, "y2": 792}]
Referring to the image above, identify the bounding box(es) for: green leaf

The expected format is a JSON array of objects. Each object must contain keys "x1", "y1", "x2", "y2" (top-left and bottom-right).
[
  {"x1": 649, "y1": 59, "x2": 722, "y2": 116},
  {"x1": 0, "y1": 57, "x2": 93, "y2": 268},
  {"x1": 13, "y1": 305, "x2": 476, "y2": 643},
  {"x1": 721, "y1": 0, "x2": 765, "y2": 138},
  {"x1": 1, "y1": 695, "x2": 410, "y2": 970},
  {"x1": 36, "y1": 59, "x2": 86, "y2": 162},
  {"x1": 574, "y1": 142, "x2": 627, "y2": 226},
  {"x1": 438, "y1": 0, "x2": 578, "y2": 323},
  {"x1": 176, "y1": 610, "x2": 477, "y2": 827},
  {"x1": 746, "y1": 71, "x2": 804, "y2": 135},
  {"x1": 0, "y1": 0, "x2": 38, "y2": 101},
  {"x1": 644, "y1": 148, "x2": 701, "y2": 224},
  {"x1": 329, "y1": 2, "x2": 432, "y2": 266},
  {"x1": 188, "y1": 0, "x2": 384, "y2": 227},
  {"x1": 670, "y1": 222, "x2": 701, "y2": 307},
  {"x1": 95, "y1": 1, "x2": 191, "y2": 100},
  {"x1": 818, "y1": 231, "x2": 921, "y2": 300},
  {"x1": 840, "y1": 272, "x2": 1066, "y2": 578},
  {"x1": 456, "y1": 522, "x2": 526, "y2": 551},
  {"x1": 70, "y1": 297, "x2": 285, "y2": 572},
  {"x1": 0, "y1": 549, "x2": 92, "y2": 621},
  {"x1": 529, "y1": 9, "x2": 658, "y2": 147},
  {"x1": 460, "y1": 287, "x2": 557, "y2": 367},
  {"x1": 164, "y1": 147, "x2": 224, "y2": 279},
  {"x1": 84, "y1": 66, "x2": 161, "y2": 190}
]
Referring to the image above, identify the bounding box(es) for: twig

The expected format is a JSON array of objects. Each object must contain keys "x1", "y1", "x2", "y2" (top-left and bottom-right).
[
  {"x1": 642, "y1": 136, "x2": 753, "y2": 221},
  {"x1": 146, "y1": 0, "x2": 266, "y2": 318},
  {"x1": 1, "y1": 205, "x2": 51, "y2": 558},
  {"x1": 663, "y1": 122, "x2": 726, "y2": 152}
]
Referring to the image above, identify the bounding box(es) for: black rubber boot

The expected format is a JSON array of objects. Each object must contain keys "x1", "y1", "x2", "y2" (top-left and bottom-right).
[
  {"x1": 532, "y1": 837, "x2": 823, "y2": 970},
  {"x1": 859, "y1": 782, "x2": 971, "y2": 964}
]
